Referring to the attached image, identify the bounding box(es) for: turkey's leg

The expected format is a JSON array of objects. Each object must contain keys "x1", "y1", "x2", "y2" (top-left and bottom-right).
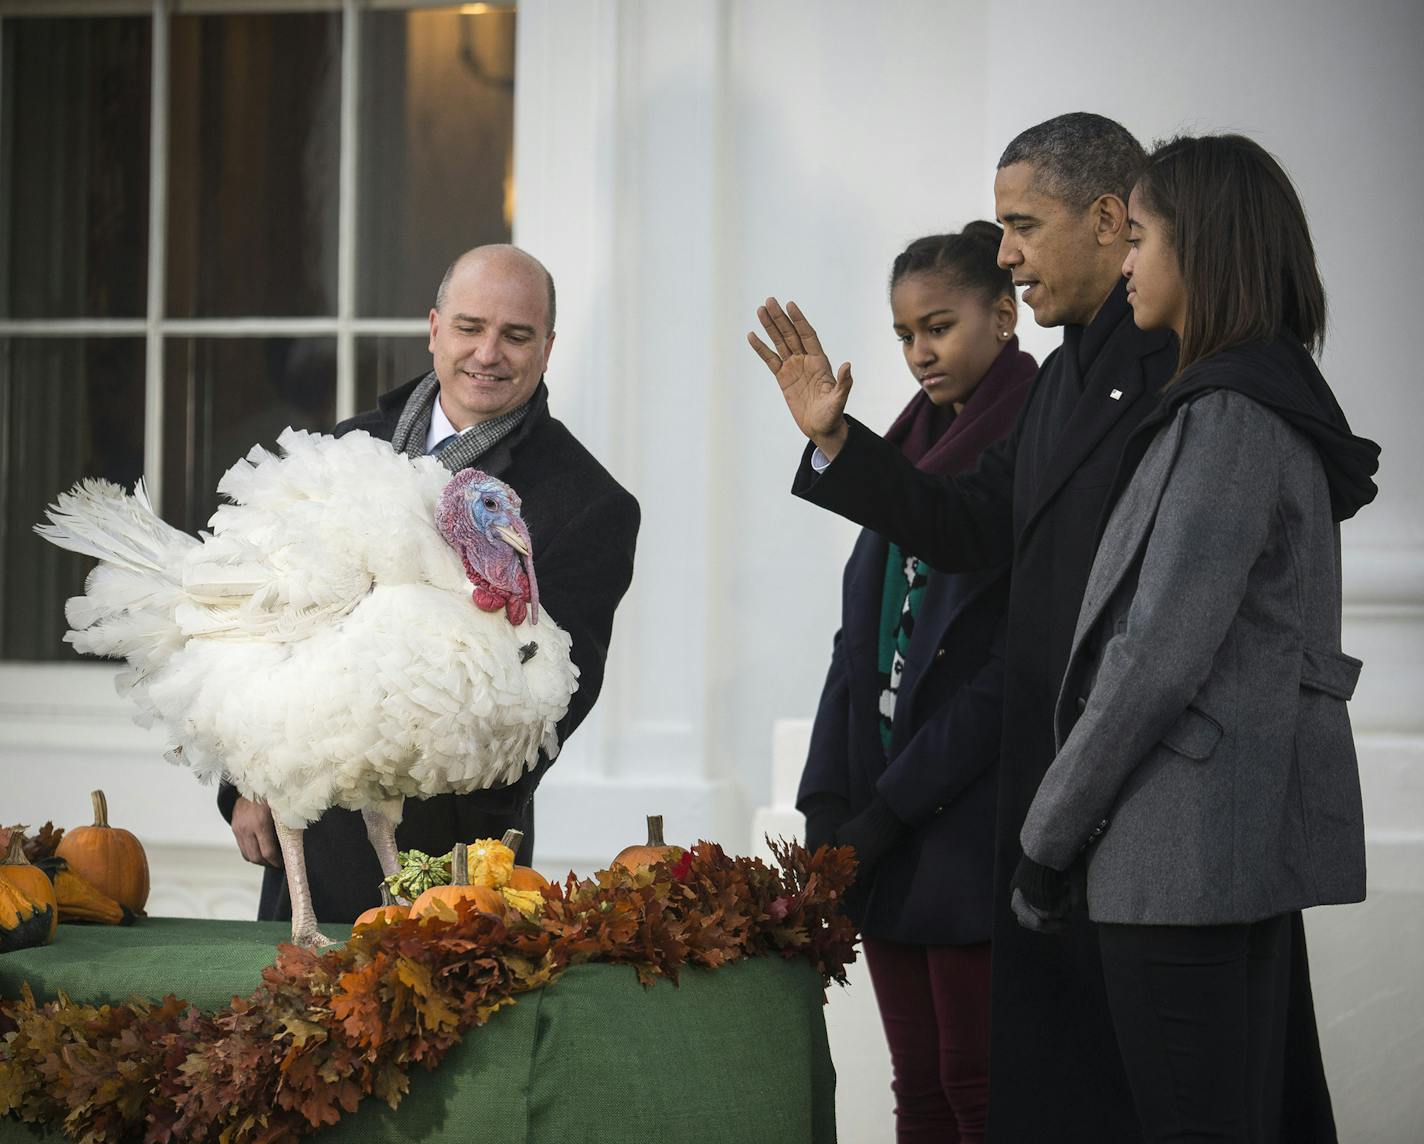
[
  {"x1": 272, "y1": 819, "x2": 332, "y2": 949},
  {"x1": 362, "y1": 804, "x2": 407, "y2": 904}
]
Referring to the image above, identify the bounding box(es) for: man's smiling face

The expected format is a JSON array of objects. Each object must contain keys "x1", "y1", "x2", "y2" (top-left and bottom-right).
[
  {"x1": 994, "y1": 161, "x2": 1110, "y2": 329},
  {"x1": 428, "y1": 248, "x2": 555, "y2": 427}
]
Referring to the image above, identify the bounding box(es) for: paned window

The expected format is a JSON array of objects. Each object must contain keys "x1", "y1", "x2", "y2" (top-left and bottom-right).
[{"x1": 0, "y1": 0, "x2": 515, "y2": 659}]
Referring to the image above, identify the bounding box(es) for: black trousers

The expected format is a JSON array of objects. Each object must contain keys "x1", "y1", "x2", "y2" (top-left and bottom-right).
[{"x1": 1097, "y1": 914, "x2": 1290, "y2": 1144}]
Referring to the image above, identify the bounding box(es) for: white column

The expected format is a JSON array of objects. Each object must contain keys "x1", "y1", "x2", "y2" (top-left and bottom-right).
[{"x1": 511, "y1": 0, "x2": 740, "y2": 861}]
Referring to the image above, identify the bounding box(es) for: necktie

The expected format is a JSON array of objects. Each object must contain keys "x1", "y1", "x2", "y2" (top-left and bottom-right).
[{"x1": 430, "y1": 433, "x2": 458, "y2": 456}]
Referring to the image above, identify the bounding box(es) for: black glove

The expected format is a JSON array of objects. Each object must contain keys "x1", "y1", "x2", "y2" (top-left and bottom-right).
[
  {"x1": 835, "y1": 795, "x2": 905, "y2": 878},
  {"x1": 1010, "y1": 853, "x2": 1073, "y2": 934},
  {"x1": 801, "y1": 794, "x2": 853, "y2": 854},
  {"x1": 834, "y1": 796, "x2": 905, "y2": 924}
]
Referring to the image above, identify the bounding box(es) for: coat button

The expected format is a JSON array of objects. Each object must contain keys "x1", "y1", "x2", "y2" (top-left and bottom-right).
[
  {"x1": 1076, "y1": 696, "x2": 1087, "y2": 713},
  {"x1": 935, "y1": 648, "x2": 946, "y2": 660},
  {"x1": 934, "y1": 805, "x2": 945, "y2": 816}
]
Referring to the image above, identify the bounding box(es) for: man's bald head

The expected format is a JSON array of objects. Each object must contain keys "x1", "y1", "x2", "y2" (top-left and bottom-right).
[
  {"x1": 427, "y1": 243, "x2": 558, "y2": 428},
  {"x1": 435, "y1": 244, "x2": 556, "y2": 335}
]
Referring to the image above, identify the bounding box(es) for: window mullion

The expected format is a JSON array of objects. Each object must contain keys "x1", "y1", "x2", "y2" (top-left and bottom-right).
[
  {"x1": 143, "y1": 0, "x2": 169, "y2": 512},
  {"x1": 0, "y1": 14, "x2": 8, "y2": 323},
  {"x1": 335, "y1": 0, "x2": 359, "y2": 422}
]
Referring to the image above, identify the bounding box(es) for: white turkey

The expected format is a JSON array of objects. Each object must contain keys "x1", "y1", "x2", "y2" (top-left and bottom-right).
[{"x1": 35, "y1": 427, "x2": 578, "y2": 948}]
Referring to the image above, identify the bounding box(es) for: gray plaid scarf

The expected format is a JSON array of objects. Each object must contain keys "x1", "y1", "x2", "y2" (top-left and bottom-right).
[{"x1": 390, "y1": 371, "x2": 530, "y2": 471}]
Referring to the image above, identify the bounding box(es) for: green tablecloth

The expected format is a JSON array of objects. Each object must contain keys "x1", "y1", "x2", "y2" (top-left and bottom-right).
[{"x1": 0, "y1": 918, "x2": 837, "y2": 1143}]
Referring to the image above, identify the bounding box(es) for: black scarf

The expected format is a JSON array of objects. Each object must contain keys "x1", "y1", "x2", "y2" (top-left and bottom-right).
[{"x1": 1117, "y1": 335, "x2": 1380, "y2": 522}]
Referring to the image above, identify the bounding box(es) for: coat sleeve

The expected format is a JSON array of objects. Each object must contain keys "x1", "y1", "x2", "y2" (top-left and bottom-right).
[
  {"x1": 463, "y1": 483, "x2": 641, "y2": 815},
  {"x1": 792, "y1": 415, "x2": 1019, "y2": 573},
  {"x1": 1020, "y1": 392, "x2": 1282, "y2": 869},
  {"x1": 797, "y1": 632, "x2": 856, "y2": 849},
  {"x1": 798, "y1": 631, "x2": 854, "y2": 809},
  {"x1": 876, "y1": 612, "x2": 1006, "y2": 827},
  {"x1": 217, "y1": 779, "x2": 239, "y2": 823}
]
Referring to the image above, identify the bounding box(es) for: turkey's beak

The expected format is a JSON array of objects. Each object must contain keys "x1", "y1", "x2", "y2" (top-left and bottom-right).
[
  {"x1": 497, "y1": 520, "x2": 540, "y2": 625},
  {"x1": 494, "y1": 525, "x2": 529, "y2": 557}
]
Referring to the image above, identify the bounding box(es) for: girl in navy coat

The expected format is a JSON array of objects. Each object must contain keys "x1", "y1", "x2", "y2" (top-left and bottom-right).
[{"x1": 798, "y1": 222, "x2": 1035, "y2": 1143}]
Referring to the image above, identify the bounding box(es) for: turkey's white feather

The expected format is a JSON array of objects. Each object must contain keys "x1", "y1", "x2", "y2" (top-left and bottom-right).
[{"x1": 37, "y1": 428, "x2": 578, "y2": 829}]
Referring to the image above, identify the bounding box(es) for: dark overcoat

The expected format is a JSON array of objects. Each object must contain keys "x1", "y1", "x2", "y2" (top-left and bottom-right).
[
  {"x1": 219, "y1": 378, "x2": 640, "y2": 924},
  {"x1": 801, "y1": 532, "x2": 1006, "y2": 945},
  {"x1": 793, "y1": 284, "x2": 1336, "y2": 1141}
]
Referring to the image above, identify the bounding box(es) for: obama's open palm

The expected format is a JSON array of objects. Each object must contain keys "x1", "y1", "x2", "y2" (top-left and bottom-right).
[{"x1": 748, "y1": 298, "x2": 853, "y2": 460}]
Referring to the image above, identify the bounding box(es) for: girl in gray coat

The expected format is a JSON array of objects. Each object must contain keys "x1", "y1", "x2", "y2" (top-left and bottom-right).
[{"x1": 1010, "y1": 134, "x2": 1381, "y2": 1142}]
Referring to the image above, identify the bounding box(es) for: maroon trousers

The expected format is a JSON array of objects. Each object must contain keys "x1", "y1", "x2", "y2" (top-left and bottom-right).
[{"x1": 863, "y1": 937, "x2": 993, "y2": 1144}]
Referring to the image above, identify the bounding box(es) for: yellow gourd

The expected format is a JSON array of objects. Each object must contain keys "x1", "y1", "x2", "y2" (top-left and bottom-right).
[{"x1": 0, "y1": 832, "x2": 57, "y2": 949}]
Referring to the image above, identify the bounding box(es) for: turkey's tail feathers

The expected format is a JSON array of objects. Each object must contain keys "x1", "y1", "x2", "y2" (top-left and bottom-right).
[
  {"x1": 35, "y1": 478, "x2": 196, "y2": 665},
  {"x1": 36, "y1": 478, "x2": 196, "y2": 573}
]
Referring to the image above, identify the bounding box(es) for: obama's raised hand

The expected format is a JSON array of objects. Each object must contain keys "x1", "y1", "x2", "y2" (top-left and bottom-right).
[{"x1": 748, "y1": 298, "x2": 853, "y2": 461}]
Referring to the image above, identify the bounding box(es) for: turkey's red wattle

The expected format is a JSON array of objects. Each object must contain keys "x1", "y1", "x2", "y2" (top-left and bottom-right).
[{"x1": 463, "y1": 555, "x2": 531, "y2": 626}]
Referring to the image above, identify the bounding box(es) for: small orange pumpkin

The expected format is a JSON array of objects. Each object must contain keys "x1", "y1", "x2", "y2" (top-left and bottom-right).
[
  {"x1": 612, "y1": 815, "x2": 682, "y2": 871},
  {"x1": 410, "y1": 843, "x2": 505, "y2": 920},
  {"x1": 497, "y1": 828, "x2": 549, "y2": 891},
  {"x1": 354, "y1": 885, "x2": 410, "y2": 929},
  {"x1": 55, "y1": 791, "x2": 149, "y2": 914},
  {"x1": 507, "y1": 866, "x2": 550, "y2": 892},
  {"x1": 1, "y1": 830, "x2": 58, "y2": 944}
]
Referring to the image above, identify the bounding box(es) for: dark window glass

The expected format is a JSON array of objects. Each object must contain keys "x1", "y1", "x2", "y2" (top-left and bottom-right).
[
  {"x1": 166, "y1": 12, "x2": 341, "y2": 318},
  {"x1": 358, "y1": 6, "x2": 515, "y2": 318},
  {"x1": 0, "y1": 338, "x2": 146, "y2": 660},
  {"x1": 0, "y1": 18, "x2": 152, "y2": 319},
  {"x1": 162, "y1": 337, "x2": 335, "y2": 535},
  {"x1": 354, "y1": 335, "x2": 431, "y2": 413}
]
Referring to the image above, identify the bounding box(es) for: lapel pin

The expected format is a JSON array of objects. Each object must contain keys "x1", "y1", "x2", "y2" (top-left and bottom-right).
[{"x1": 1109, "y1": 389, "x2": 1123, "y2": 401}]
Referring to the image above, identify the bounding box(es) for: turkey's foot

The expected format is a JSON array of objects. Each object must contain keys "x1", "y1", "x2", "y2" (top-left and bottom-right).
[
  {"x1": 290, "y1": 922, "x2": 335, "y2": 950},
  {"x1": 272, "y1": 818, "x2": 331, "y2": 950}
]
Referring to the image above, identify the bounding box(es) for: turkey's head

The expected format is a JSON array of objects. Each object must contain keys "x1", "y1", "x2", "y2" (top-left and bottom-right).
[{"x1": 436, "y1": 470, "x2": 540, "y2": 626}]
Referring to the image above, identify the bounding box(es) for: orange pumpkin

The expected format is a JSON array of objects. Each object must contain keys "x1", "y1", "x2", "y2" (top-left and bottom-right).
[
  {"x1": 354, "y1": 885, "x2": 410, "y2": 929},
  {"x1": 1, "y1": 830, "x2": 58, "y2": 943},
  {"x1": 410, "y1": 843, "x2": 506, "y2": 920},
  {"x1": 497, "y1": 828, "x2": 549, "y2": 891},
  {"x1": 507, "y1": 866, "x2": 550, "y2": 892},
  {"x1": 55, "y1": 790, "x2": 149, "y2": 914},
  {"x1": 612, "y1": 815, "x2": 681, "y2": 871}
]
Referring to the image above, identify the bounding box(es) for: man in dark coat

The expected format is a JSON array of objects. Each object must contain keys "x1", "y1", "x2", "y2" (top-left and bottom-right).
[
  {"x1": 751, "y1": 114, "x2": 1336, "y2": 1142},
  {"x1": 221, "y1": 244, "x2": 640, "y2": 924}
]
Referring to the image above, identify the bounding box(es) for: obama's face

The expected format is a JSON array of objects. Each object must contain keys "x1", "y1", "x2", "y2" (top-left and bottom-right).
[{"x1": 995, "y1": 161, "x2": 1117, "y2": 329}]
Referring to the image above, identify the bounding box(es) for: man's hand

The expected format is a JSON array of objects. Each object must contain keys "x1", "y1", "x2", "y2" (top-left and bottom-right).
[
  {"x1": 747, "y1": 297, "x2": 853, "y2": 460},
  {"x1": 231, "y1": 796, "x2": 283, "y2": 868}
]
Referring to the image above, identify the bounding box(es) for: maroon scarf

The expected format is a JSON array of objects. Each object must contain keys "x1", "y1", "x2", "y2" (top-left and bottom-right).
[{"x1": 883, "y1": 337, "x2": 1037, "y2": 475}]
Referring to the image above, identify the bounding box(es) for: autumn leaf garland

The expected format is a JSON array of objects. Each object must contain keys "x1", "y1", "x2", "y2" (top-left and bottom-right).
[{"x1": 0, "y1": 839, "x2": 858, "y2": 1143}]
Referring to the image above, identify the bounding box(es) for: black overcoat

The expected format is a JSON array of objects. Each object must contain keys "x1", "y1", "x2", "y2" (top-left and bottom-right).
[
  {"x1": 794, "y1": 283, "x2": 1336, "y2": 1141},
  {"x1": 220, "y1": 378, "x2": 640, "y2": 924},
  {"x1": 800, "y1": 531, "x2": 1006, "y2": 945}
]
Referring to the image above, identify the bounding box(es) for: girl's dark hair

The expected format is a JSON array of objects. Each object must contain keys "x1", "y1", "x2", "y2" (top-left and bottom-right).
[
  {"x1": 1134, "y1": 134, "x2": 1326, "y2": 373},
  {"x1": 889, "y1": 221, "x2": 1012, "y2": 302}
]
